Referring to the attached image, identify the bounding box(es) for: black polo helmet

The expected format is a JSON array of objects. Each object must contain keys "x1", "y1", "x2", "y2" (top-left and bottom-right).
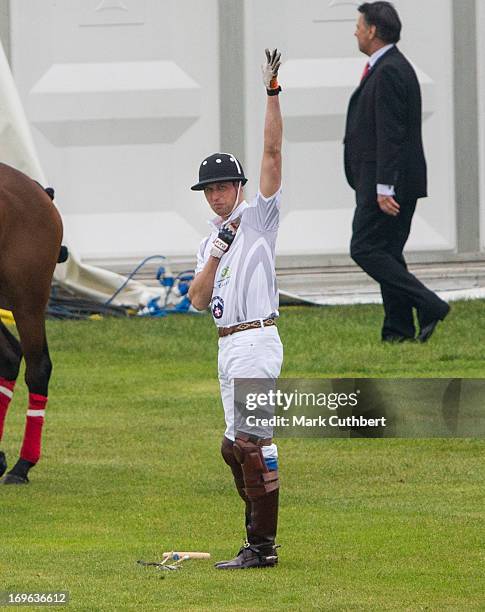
[{"x1": 191, "y1": 152, "x2": 247, "y2": 191}]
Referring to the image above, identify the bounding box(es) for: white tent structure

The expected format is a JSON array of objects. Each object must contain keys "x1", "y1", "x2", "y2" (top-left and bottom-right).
[
  {"x1": 3, "y1": 1, "x2": 483, "y2": 309},
  {"x1": 0, "y1": 40, "x2": 164, "y2": 308}
]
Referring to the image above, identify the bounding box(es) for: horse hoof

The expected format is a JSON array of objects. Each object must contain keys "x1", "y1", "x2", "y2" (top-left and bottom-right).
[
  {"x1": 0, "y1": 451, "x2": 6, "y2": 478},
  {"x1": 2, "y1": 472, "x2": 29, "y2": 485}
]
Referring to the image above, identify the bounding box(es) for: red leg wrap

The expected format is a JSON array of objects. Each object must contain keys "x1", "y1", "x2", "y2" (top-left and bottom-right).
[
  {"x1": 20, "y1": 393, "x2": 47, "y2": 464},
  {"x1": 0, "y1": 378, "x2": 16, "y2": 442}
]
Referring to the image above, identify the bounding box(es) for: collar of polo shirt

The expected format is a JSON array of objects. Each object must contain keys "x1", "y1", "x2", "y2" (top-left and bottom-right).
[{"x1": 209, "y1": 199, "x2": 249, "y2": 230}]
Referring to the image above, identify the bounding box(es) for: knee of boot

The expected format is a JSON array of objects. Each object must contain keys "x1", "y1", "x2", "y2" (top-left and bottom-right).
[
  {"x1": 234, "y1": 436, "x2": 280, "y2": 499},
  {"x1": 220, "y1": 436, "x2": 237, "y2": 468}
]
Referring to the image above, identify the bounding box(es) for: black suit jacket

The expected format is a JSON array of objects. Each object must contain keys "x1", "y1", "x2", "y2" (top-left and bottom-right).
[{"x1": 344, "y1": 46, "x2": 427, "y2": 201}]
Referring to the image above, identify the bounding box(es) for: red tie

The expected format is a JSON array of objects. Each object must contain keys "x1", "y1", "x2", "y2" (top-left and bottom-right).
[{"x1": 360, "y1": 62, "x2": 371, "y2": 82}]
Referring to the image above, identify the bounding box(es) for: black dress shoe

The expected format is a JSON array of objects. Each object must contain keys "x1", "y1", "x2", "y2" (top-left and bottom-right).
[
  {"x1": 215, "y1": 543, "x2": 278, "y2": 570},
  {"x1": 0, "y1": 451, "x2": 7, "y2": 478},
  {"x1": 418, "y1": 304, "x2": 451, "y2": 343},
  {"x1": 418, "y1": 319, "x2": 440, "y2": 342}
]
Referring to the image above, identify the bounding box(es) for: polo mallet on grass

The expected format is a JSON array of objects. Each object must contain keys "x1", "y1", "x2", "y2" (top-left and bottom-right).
[
  {"x1": 163, "y1": 551, "x2": 211, "y2": 561},
  {"x1": 137, "y1": 551, "x2": 210, "y2": 572},
  {"x1": 137, "y1": 559, "x2": 180, "y2": 572}
]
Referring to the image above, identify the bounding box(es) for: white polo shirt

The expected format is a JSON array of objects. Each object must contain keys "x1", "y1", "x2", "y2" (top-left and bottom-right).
[{"x1": 195, "y1": 188, "x2": 281, "y2": 327}]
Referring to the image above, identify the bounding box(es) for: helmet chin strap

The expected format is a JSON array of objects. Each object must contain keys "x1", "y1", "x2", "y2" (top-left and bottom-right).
[{"x1": 223, "y1": 181, "x2": 242, "y2": 226}]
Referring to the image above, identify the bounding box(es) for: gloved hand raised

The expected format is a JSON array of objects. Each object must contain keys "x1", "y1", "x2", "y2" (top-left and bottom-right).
[
  {"x1": 261, "y1": 48, "x2": 281, "y2": 93},
  {"x1": 210, "y1": 221, "x2": 239, "y2": 259}
]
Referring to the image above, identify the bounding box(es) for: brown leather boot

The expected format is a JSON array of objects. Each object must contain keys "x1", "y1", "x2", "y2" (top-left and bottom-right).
[
  {"x1": 221, "y1": 437, "x2": 251, "y2": 530},
  {"x1": 248, "y1": 488, "x2": 279, "y2": 548},
  {"x1": 214, "y1": 542, "x2": 278, "y2": 569},
  {"x1": 216, "y1": 435, "x2": 280, "y2": 569}
]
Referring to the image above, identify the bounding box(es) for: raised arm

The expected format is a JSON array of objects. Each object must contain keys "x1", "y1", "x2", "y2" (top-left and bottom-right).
[{"x1": 260, "y1": 48, "x2": 283, "y2": 198}]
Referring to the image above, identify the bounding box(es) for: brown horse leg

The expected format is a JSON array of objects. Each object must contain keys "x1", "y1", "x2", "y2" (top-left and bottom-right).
[
  {"x1": 0, "y1": 321, "x2": 23, "y2": 477},
  {"x1": 3, "y1": 310, "x2": 51, "y2": 484}
]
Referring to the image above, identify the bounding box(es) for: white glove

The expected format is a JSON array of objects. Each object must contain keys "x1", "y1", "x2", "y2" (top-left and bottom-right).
[
  {"x1": 261, "y1": 48, "x2": 281, "y2": 91},
  {"x1": 210, "y1": 222, "x2": 239, "y2": 259}
]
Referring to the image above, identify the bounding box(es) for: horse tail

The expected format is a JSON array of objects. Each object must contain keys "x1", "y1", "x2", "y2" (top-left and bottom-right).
[
  {"x1": 33, "y1": 182, "x2": 67, "y2": 263},
  {"x1": 57, "y1": 245, "x2": 69, "y2": 263},
  {"x1": 45, "y1": 187, "x2": 55, "y2": 200}
]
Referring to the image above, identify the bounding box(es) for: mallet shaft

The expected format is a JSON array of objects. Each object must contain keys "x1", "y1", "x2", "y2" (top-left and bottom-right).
[{"x1": 162, "y1": 551, "x2": 210, "y2": 560}]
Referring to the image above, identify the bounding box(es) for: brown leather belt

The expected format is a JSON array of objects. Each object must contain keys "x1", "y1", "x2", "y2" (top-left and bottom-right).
[
  {"x1": 218, "y1": 317, "x2": 276, "y2": 338},
  {"x1": 236, "y1": 432, "x2": 273, "y2": 446}
]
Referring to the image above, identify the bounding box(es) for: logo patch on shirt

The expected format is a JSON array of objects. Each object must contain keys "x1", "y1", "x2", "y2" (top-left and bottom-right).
[
  {"x1": 211, "y1": 296, "x2": 224, "y2": 319},
  {"x1": 215, "y1": 266, "x2": 231, "y2": 288}
]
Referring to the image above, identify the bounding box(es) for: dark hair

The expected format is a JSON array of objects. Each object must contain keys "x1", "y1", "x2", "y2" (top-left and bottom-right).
[{"x1": 358, "y1": 2, "x2": 401, "y2": 44}]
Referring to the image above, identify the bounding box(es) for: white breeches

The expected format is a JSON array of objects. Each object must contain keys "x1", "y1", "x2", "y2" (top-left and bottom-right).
[{"x1": 218, "y1": 325, "x2": 283, "y2": 460}]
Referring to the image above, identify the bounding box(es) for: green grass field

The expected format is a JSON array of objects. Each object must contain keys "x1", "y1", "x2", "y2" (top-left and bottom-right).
[{"x1": 1, "y1": 302, "x2": 484, "y2": 611}]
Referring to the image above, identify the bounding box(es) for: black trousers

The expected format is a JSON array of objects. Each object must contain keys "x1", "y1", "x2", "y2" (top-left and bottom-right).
[{"x1": 350, "y1": 193, "x2": 449, "y2": 340}]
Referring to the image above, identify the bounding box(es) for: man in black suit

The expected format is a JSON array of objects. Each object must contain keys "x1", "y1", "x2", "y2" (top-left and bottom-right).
[{"x1": 344, "y1": 1, "x2": 450, "y2": 342}]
